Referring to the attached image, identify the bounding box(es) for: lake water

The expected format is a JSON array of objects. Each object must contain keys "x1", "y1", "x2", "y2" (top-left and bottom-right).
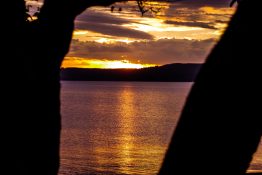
[{"x1": 59, "y1": 81, "x2": 261, "y2": 175}]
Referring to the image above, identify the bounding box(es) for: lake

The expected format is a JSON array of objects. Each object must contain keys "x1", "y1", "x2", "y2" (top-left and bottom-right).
[{"x1": 59, "y1": 81, "x2": 261, "y2": 175}]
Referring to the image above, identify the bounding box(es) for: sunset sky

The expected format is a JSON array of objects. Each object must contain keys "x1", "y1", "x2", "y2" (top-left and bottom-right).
[{"x1": 27, "y1": 0, "x2": 235, "y2": 68}]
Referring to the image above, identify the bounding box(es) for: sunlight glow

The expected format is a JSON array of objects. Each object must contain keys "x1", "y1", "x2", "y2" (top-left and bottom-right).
[
  {"x1": 95, "y1": 38, "x2": 134, "y2": 44},
  {"x1": 121, "y1": 16, "x2": 199, "y2": 33},
  {"x1": 73, "y1": 30, "x2": 89, "y2": 35},
  {"x1": 62, "y1": 57, "x2": 157, "y2": 69},
  {"x1": 121, "y1": 15, "x2": 221, "y2": 40},
  {"x1": 72, "y1": 2, "x2": 235, "y2": 43},
  {"x1": 95, "y1": 38, "x2": 111, "y2": 43},
  {"x1": 73, "y1": 30, "x2": 139, "y2": 43},
  {"x1": 66, "y1": 2, "x2": 235, "y2": 68},
  {"x1": 200, "y1": 7, "x2": 235, "y2": 15}
]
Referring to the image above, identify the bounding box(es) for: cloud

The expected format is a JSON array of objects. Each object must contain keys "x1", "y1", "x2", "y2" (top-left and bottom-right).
[
  {"x1": 75, "y1": 9, "x2": 154, "y2": 40},
  {"x1": 165, "y1": 3, "x2": 234, "y2": 19},
  {"x1": 163, "y1": 2, "x2": 234, "y2": 33},
  {"x1": 65, "y1": 1, "x2": 234, "y2": 66},
  {"x1": 67, "y1": 38, "x2": 216, "y2": 64},
  {"x1": 76, "y1": 9, "x2": 131, "y2": 25},
  {"x1": 75, "y1": 21, "x2": 154, "y2": 40},
  {"x1": 71, "y1": 1, "x2": 234, "y2": 41},
  {"x1": 165, "y1": 20, "x2": 217, "y2": 29},
  {"x1": 173, "y1": 0, "x2": 232, "y2": 8}
]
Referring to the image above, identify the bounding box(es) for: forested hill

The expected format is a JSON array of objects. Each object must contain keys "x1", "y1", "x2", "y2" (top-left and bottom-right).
[{"x1": 60, "y1": 63, "x2": 202, "y2": 82}]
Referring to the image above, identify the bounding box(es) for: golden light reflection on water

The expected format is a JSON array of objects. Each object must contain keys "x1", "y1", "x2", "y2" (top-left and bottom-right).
[
  {"x1": 114, "y1": 86, "x2": 167, "y2": 174},
  {"x1": 59, "y1": 83, "x2": 172, "y2": 175},
  {"x1": 117, "y1": 88, "x2": 136, "y2": 174},
  {"x1": 60, "y1": 82, "x2": 262, "y2": 175}
]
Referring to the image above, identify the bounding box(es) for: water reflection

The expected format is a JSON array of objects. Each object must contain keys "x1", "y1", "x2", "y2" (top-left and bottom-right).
[
  {"x1": 117, "y1": 87, "x2": 136, "y2": 174},
  {"x1": 58, "y1": 81, "x2": 262, "y2": 175},
  {"x1": 59, "y1": 82, "x2": 179, "y2": 174}
]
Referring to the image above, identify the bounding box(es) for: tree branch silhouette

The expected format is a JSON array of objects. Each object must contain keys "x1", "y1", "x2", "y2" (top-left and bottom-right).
[{"x1": 136, "y1": 0, "x2": 163, "y2": 16}]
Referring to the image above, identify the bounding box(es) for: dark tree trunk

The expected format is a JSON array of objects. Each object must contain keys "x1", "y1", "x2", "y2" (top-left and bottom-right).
[
  {"x1": 1, "y1": 0, "x2": 74, "y2": 174},
  {"x1": 158, "y1": 0, "x2": 261, "y2": 175}
]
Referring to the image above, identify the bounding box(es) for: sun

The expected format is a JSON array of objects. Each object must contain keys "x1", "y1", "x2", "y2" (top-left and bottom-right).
[
  {"x1": 62, "y1": 57, "x2": 157, "y2": 69},
  {"x1": 105, "y1": 60, "x2": 146, "y2": 69}
]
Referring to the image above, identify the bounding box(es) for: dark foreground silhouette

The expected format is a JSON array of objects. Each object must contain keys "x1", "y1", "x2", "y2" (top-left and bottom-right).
[
  {"x1": 158, "y1": 0, "x2": 261, "y2": 175},
  {"x1": 2, "y1": 0, "x2": 124, "y2": 175},
  {"x1": 2, "y1": 0, "x2": 260, "y2": 175}
]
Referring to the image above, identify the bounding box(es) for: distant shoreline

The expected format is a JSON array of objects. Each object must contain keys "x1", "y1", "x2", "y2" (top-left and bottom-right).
[{"x1": 60, "y1": 63, "x2": 202, "y2": 82}]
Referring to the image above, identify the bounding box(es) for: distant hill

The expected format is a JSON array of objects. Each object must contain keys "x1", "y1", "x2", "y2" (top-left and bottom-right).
[{"x1": 60, "y1": 63, "x2": 202, "y2": 82}]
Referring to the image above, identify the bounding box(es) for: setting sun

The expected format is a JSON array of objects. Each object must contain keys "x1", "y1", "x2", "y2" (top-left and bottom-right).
[
  {"x1": 62, "y1": 57, "x2": 157, "y2": 69},
  {"x1": 100, "y1": 60, "x2": 155, "y2": 69}
]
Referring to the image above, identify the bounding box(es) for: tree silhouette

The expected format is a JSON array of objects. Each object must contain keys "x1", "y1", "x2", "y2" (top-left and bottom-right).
[
  {"x1": 2, "y1": 0, "x2": 260, "y2": 175},
  {"x1": 158, "y1": 0, "x2": 261, "y2": 174},
  {"x1": 136, "y1": 0, "x2": 163, "y2": 16},
  {"x1": 137, "y1": 0, "x2": 150, "y2": 16},
  {"x1": 1, "y1": 0, "x2": 125, "y2": 174}
]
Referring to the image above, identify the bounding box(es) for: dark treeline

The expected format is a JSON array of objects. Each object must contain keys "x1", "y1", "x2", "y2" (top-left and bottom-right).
[{"x1": 60, "y1": 63, "x2": 202, "y2": 82}]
